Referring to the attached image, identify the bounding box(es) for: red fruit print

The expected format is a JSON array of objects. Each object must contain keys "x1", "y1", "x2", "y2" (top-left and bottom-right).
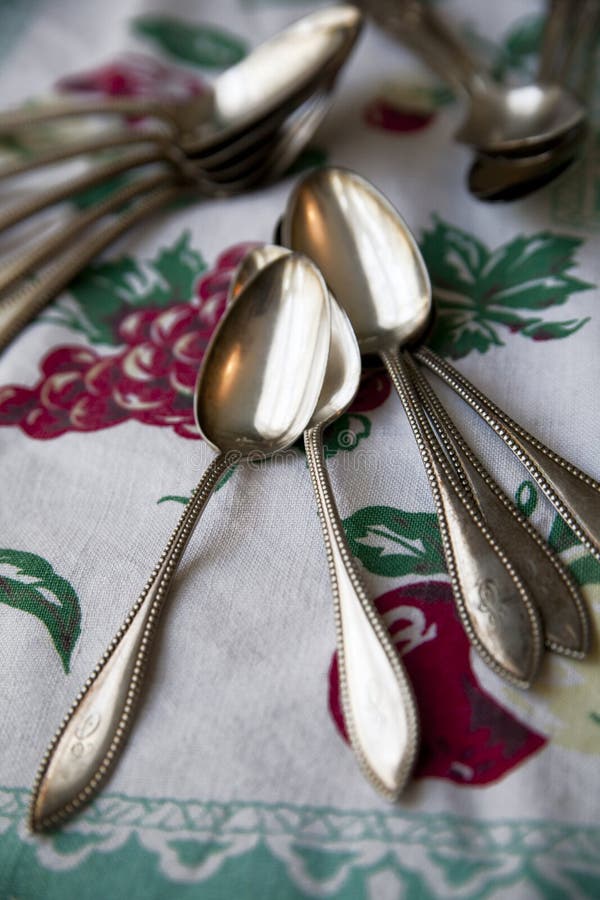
[
  {"x1": 364, "y1": 97, "x2": 435, "y2": 133},
  {"x1": 350, "y1": 368, "x2": 390, "y2": 413},
  {"x1": 56, "y1": 53, "x2": 207, "y2": 102},
  {"x1": 329, "y1": 580, "x2": 546, "y2": 785},
  {"x1": 0, "y1": 243, "x2": 260, "y2": 441},
  {"x1": 0, "y1": 239, "x2": 391, "y2": 442}
]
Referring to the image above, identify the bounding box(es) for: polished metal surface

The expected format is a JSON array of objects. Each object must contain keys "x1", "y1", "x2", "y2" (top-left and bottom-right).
[
  {"x1": 231, "y1": 245, "x2": 419, "y2": 798},
  {"x1": 0, "y1": 4, "x2": 361, "y2": 158},
  {"x1": 283, "y1": 168, "x2": 431, "y2": 354},
  {"x1": 0, "y1": 7, "x2": 362, "y2": 352},
  {"x1": 0, "y1": 90, "x2": 332, "y2": 351},
  {"x1": 467, "y1": 125, "x2": 585, "y2": 202},
  {"x1": 197, "y1": 254, "x2": 331, "y2": 454},
  {"x1": 415, "y1": 347, "x2": 600, "y2": 566},
  {"x1": 405, "y1": 355, "x2": 590, "y2": 658},
  {"x1": 282, "y1": 166, "x2": 551, "y2": 687},
  {"x1": 466, "y1": 0, "x2": 600, "y2": 201},
  {"x1": 360, "y1": 0, "x2": 585, "y2": 155},
  {"x1": 29, "y1": 253, "x2": 331, "y2": 832}
]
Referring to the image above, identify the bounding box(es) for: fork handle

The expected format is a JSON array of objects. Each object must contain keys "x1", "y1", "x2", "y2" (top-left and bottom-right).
[
  {"x1": 0, "y1": 146, "x2": 167, "y2": 235},
  {"x1": 29, "y1": 451, "x2": 233, "y2": 832},
  {"x1": 415, "y1": 347, "x2": 600, "y2": 562},
  {"x1": 0, "y1": 96, "x2": 193, "y2": 133}
]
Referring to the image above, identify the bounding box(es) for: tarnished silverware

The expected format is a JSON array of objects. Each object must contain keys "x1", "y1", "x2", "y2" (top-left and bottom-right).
[
  {"x1": 231, "y1": 244, "x2": 419, "y2": 801},
  {"x1": 404, "y1": 354, "x2": 590, "y2": 658},
  {"x1": 283, "y1": 166, "x2": 544, "y2": 688},
  {"x1": 29, "y1": 253, "x2": 331, "y2": 832}
]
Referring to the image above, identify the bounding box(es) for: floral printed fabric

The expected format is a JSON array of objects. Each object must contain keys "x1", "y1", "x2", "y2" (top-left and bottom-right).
[{"x1": 0, "y1": 1, "x2": 599, "y2": 898}]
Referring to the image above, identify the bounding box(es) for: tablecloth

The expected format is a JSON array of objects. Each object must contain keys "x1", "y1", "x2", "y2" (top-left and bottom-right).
[{"x1": 1, "y1": 0, "x2": 599, "y2": 897}]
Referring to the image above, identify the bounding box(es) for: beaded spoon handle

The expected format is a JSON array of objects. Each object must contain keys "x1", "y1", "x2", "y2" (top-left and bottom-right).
[{"x1": 415, "y1": 347, "x2": 600, "y2": 564}]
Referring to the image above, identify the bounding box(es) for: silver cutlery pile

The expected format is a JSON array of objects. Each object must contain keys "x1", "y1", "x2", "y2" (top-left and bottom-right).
[
  {"x1": 1, "y1": 0, "x2": 595, "y2": 833},
  {"x1": 29, "y1": 166, "x2": 600, "y2": 833},
  {"x1": 0, "y1": 5, "x2": 363, "y2": 352},
  {"x1": 361, "y1": 0, "x2": 600, "y2": 200}
]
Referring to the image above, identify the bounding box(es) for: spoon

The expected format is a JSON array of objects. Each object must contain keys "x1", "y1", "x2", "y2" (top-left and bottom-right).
[
  {"x1": 403, "y1": 354, "x2": 590, "y2": 659},
  {"x1": 231, "y1": 244, "x2": 419, "y2": 799},
  {"x1": 0, "y1": 87, "x2": 333, "y2": 352},
  {"x1": 0, "y1": 5, "x2": 362, "y2": 182},
  {"x1": 467, "y1": 123, "x2": 586, "y2": 202},
  {"x1": 467, "y1": 0, "x2": 600, "y2": 201},
  {"x1": 282, "y1": 166, "x2": 546, "y2": 688},
  {"x1": 29, "y1": 252, "x2": 331, "y2": 832},
  {"x1": 361, "y1": 0, "x2": 585, "y2": 156},
  {"x1": 282, "y1": 166, "x2": 600, "y2": 639}
]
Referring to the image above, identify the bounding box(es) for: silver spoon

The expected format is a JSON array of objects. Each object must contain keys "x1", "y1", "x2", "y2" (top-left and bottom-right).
[
  {"x1": 0, "y1": 88, "x2": 332, "y2": 352},
  {"x1": 467, "y1": 123, "x2": 586, "y2": 202},
  {"x1": 360, "y1": 0, "x2": 585, "y2": 156},
  {"x1": 467, "y1": 0, "x2": 600, "y2": 201},
  {"x1": 29, "y1": 252, "x2": 331, "y2": 832},
  {"x1": 0, "y1": 5, "x2": 362, "y2": 182},
  {"x1": 282, "y1": 169, "x2": 600, "y2": 612},
  {"x1": 403, "y1": 355, "x2": 590, "y2": 658},
  {"x1": 231, "y1": 244, "x2": 419, "y2": 800},
  {"x1": 282, "y1": 167, "x2": 544, "y2": 688},
  {"x1": 0, "y1": 1, "x2": 360, "y2": 235}
]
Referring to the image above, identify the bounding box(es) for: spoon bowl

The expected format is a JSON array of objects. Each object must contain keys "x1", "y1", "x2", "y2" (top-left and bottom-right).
[
  {"x1": 196, "y1": 253, "x2": 331, "y2": 454},
  {"x1": 229, "y1": 243, "x2": 362, "y2": 426},
  {"x1": 282, "y1": 168, "x2": 430, "y2": 353}
]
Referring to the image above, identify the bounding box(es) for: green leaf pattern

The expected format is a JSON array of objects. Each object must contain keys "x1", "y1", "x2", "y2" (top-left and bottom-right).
[
  {"x1": 45, "y1": 233, "x2": 207, "y2": 345},
  {"x1": 132, "y1": 15, "x2": 247, "y2": 69},
  {"x1": 421, "y1": 219, "x2": 593, "y2": 358},
  {"x1": 343, "y1": 505, "x2": 445, "y2": 578},
  {"x1": 0, "y1": 550, "x2": 81, "y2": 672}
]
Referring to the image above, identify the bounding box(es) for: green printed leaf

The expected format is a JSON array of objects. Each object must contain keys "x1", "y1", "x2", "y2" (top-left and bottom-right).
[
  {"x1": 70, "y1": 172, "x2": 134, "y2": 211},
  {"x1": 48, "y1": 232, "x2": 207, "y2": 345},
  {"x1": 132, "y1": 15, "x2": 246, "y2": 69},
  {"x1": 420, "y1": 218, "x2": 592, "y2": 359},
  {"x1": 285, "y1": 145, "x2": 328, "y2": 177},
  {"x1": 515, "y1": 481, "x2": 599, "y2": 585},
  {"x1": 343, "y1": 506, "x2": 445, "y2": 578},
  {"x1": 548, "y1": 515, "x2": 581, "y2": 553},
  {"x1": 157, "y1": 466, "x2": 236, "y2": 505},
  {"x1": 570, "y1": 556, "x2": 600, "y2": 585},
  {"x1": 492, "y1": 14, "x2": 543, "y2": 79},
  {"x1": 323, "y1": 413, "x2": 371, "y2": 459},
  {"x1": 0, "y1": 549, "x2": 81, "y2": 672}
]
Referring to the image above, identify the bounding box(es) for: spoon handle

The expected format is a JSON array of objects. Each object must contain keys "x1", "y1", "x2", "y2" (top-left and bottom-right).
[
  {"x1": 303, "y1": 424, "x2": 419, "y2": 799},
  {"x1": 29, "y1": 451, "x2": 233, "y2": 832},
  {"x1": 381, "y1": 349, "x2": 543, "y2": 688},
  {"x1": 0, "y1": 183, "x2": 182, "y2": 353},
  {"x1": 0, "y1": 126, "x2": 174, "y2": 182},
  {"x1": 362, "y1": 0, "x2": 490, "y2": 95},
  {"x1": 405, "y1": 356, "x2": 590, "y2": 659},
  {"x1": 0, "y1": 169, "x2": 175, "y2": 298},
  {"x1": 537, "y1": 0, "x2": 573, "y2": 82},
  {"x1": 0, "y1": 146, "x2": 166, "y2": 236},
  {"x1": 0, "y1": 96, "x2": 197, "y2": 135},
  {"x1": 415, "y1": 347, "x2": 600, "y2": 563}
]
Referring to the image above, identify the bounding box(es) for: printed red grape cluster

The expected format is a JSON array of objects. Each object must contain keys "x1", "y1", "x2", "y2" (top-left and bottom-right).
[
  {"x1": 0, "y1": 244, "x2": 258, "y2": 440},
  {"x1": 56, "y1": 53, "x2": 206, "y2": 102}
]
